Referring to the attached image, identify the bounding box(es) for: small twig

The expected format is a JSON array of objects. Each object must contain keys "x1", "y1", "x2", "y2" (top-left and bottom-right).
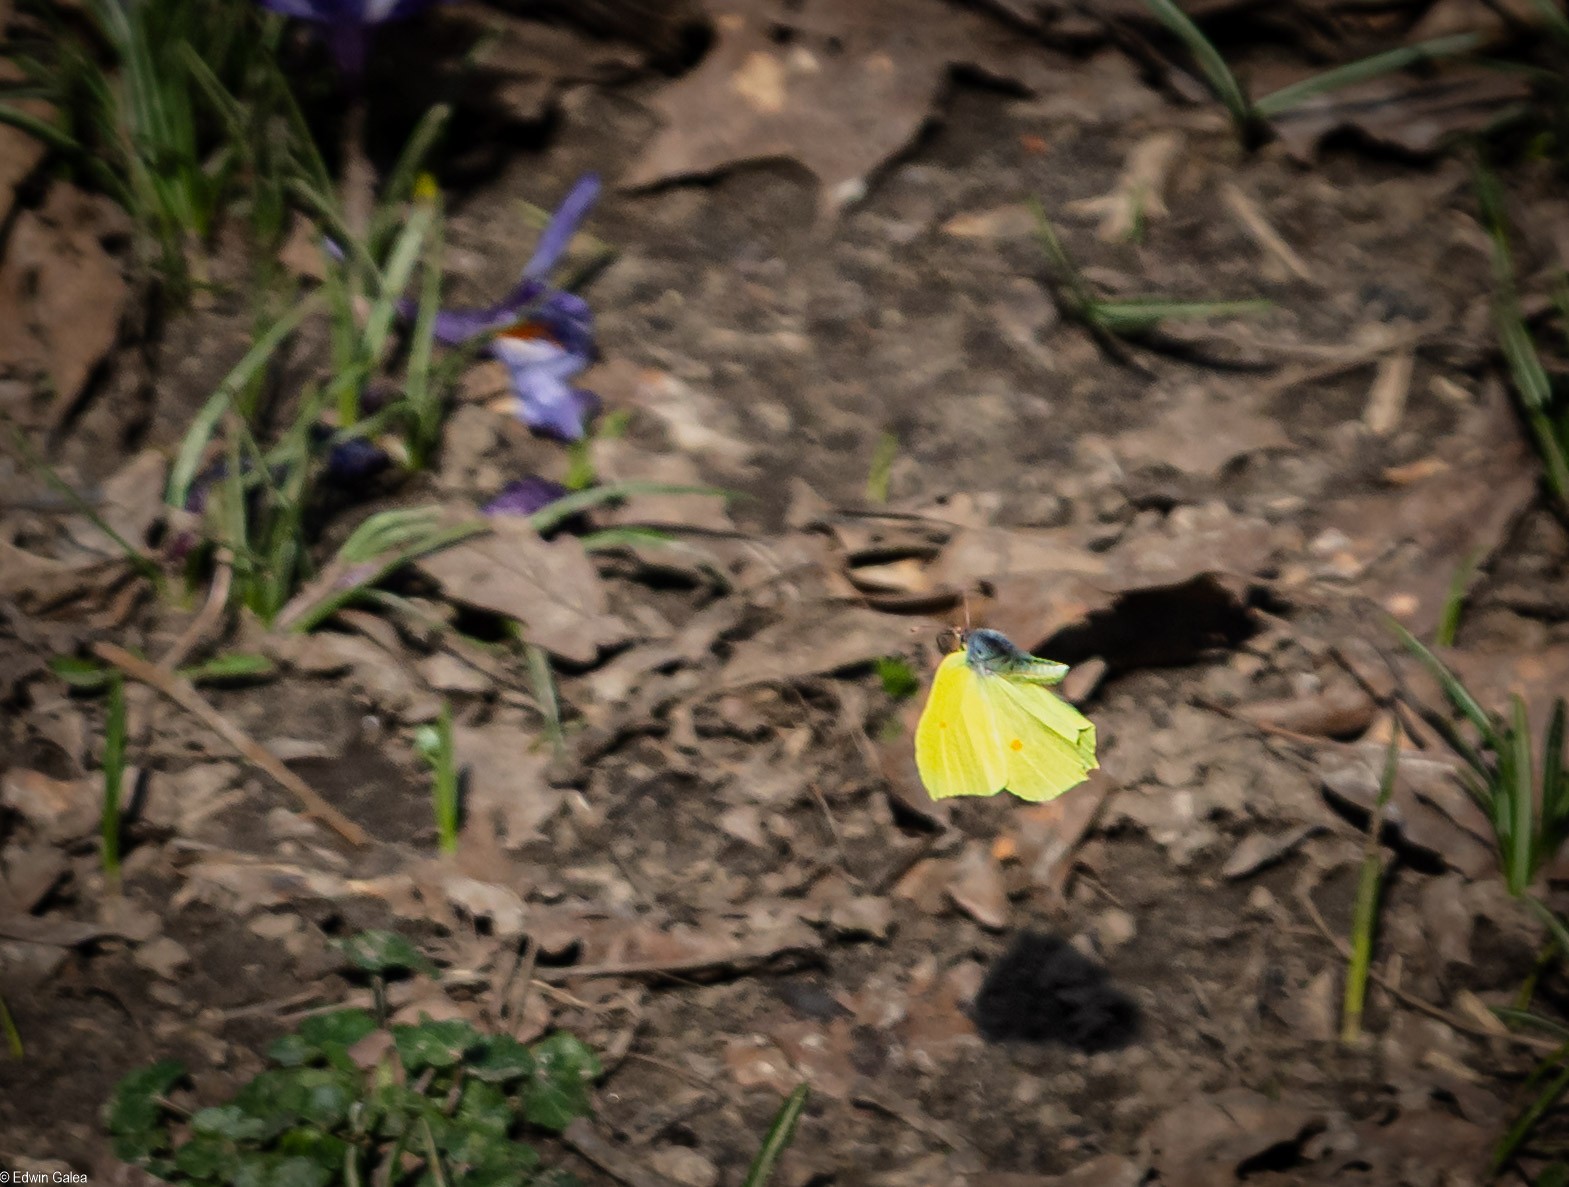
[
  {"x1": 561, "y1": 1119, "x2": 685, "y2": 1187},
  {"x1": 536, "y1": 937, "x2": 818, "y2": 983},
  {"x1": 507, "y1": 936, "x2": 540, "y2": 1040},
  {"x1": 90, "y1": 641, "x2": 370, "y2": 846},
  {"x1": 1194, "y1": 696, "x2": 1372, "y2": 754},
  {"x1": 1298, "y1": 886, "x2": 1555, "y2": 1053},
  {"x1": 1222, "y1": 182, "x2": 1314, "y2": 283},
  {"x1": 161, "y1": 555, "x2": 234, "y2": 670},
  {"x1": 852, "y1": 1081, "x2": 974, "y2": 1154}
]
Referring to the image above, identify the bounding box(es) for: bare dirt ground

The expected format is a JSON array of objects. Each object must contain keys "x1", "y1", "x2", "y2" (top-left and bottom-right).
[{"x1": 4, "y1": 1, "x2": 1569, "y2": 1184}]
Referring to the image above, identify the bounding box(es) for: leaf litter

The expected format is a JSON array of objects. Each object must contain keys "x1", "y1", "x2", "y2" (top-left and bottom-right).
[{"x1": 6, "y1": 0, "x2": 1569, "y2": 1180}]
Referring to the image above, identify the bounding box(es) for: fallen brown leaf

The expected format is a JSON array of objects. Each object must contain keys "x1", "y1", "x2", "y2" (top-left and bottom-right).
[
  {"x1": 417, "y1": 516, "x2": 631, "y2": 664},
  {"x1": 0, "y1": 187, "x2": 128, "y2": 423},
  {"x1": 719, "y1": 603, "x2": 915, "y2": 689},
  {"x1": 1319, "y1": 389, "x2": 1535, "y2": 634},
  {"x1": 624, "y1": 0, "x2": 1070, "y2": 215},
  {"x1": 1111, "y1": 385, "x2": 1290, "y2": 479}
]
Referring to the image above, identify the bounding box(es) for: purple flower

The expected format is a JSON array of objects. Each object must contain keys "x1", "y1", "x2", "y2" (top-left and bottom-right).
[
  {"x1": 425, "y1": 174, "x2": 603, "y2": 440},
  {"x1": 428, "y1": 176, "x2": 601, "y2": 347},
  {"x1": 258, "y1": 0, "x2": 443, "y2": 77},
  {"x1": 481, "y1": 477, "x2": 570, "y2": 518}
]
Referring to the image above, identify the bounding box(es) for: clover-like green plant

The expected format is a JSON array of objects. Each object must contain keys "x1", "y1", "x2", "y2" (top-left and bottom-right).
[{"x1": 106, "y1": 1008, "x2": 600, "y2": 1186}]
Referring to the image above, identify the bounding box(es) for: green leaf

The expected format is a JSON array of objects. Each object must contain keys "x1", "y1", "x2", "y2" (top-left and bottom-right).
[
  {"x1": 276, "y1": 1127, "x2": 350, "y2": 1171},
  {"x1": 394, "y1": 1018, "x2": 481, "y2": 1072},
  {"x1": 520, "y1": 1033, "x2": 600, "y2": 1131},
  {"x1": 177, "y1": 652, "x2": 275, "y2": 683},
  {"x1": 269, "y1": 1155, "x2": 334, "y2": 1187},
  {"x1": 193, "y1": 1104, "x2": 274, "y2": 1142},
  {"x1": 337, "y1": 929, "x2": 437, "y2": 976},
  {"x1": 456, "y1": 1080, "x2": 513, "y2": 1138},
  {"x1": 1536, "y1": 1164, "x2": 1569, "y2": 1187},
  {"x1": 469, "y1": 1035, "x2": 536, "y2": 1084},
  {"x1": 874, "y1": 657, "x2": 919, "y2": 701},
  {"x1": 267, "y1": 1034, "x2": 315, "y2": 1068},
  {"x1": 49, "y1": 655, "x2": 112, "y2": 690},
  {"x1": 174, "y1": 1133, "x2": 243, "y2": 1181},
  {"x1": 294, "y1": 1067, "x2": 359, "y2": 1128},
  {"x1": 106, "y1": 1060, "x2": 186, "y2": 1136},
  {"x1": 298, "y1": 1009, "x2": 379, "y2": 1055}
]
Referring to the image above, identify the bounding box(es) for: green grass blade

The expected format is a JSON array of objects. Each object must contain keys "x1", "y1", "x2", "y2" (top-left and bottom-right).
[
  {"x1": 1027, "y1": 197, "x2": 1093, "y2": 314},
  {"x1": 1496, "y1": 1004, "x2": 1569, "y2": 1040},
  {"x1": 867, "y1": 431, "x2": 898, "y2": 503},
  {"x1": 0, "y1": 994, "x2": 22, "y2": 1060},
  {"x1": 1139, "y1": 0, "x2": 1256, "y2": 132},
  {"x1": 1494, "y1": 1053, "x2": 1569, "y2": 1171},
  {"x1": 527, "y1": 483, "x2": 730, "y2": 534},
  {"x1": 1390, "y1": 619, "x2": 1501, "y2": 745},
  {"x1": 175, "y1": 653, "x2": 274, "y2": 683},
  {"x1": 1090, "y1": 297, "x2": 1271, "y2": 333},
  {"x1": 1255, "y1": 34, "x2": 1480, "y2": 119},
  {"x1": 102, "y1": 675, "x2": 127, "y2": 892},
  {"x1": 1434, "y1": 550, "x2": 1481, "y2": 647},
  {"x1": 1510, "y1": 696, "x2": 1536, "y2": 892},
  {"x1": 741, "y1": 1083, "x2": 810, "y2": 1187},
  {"x1": 425, "y1": 701, "x2": 459, "y2": 856},
  {"x1": 166, "y1": 294, "x2": 322, "y2": 507},
  {"x1": 1342, "y1": 725, "x2": 1400, "y2": 1044},
  {"x1": 8, "y1": 430, "x2": 163, "y2": 589},
  {"x1": 525, "y1": 642, "x2": 564, "y2": 759},
  {"x1": 1543, "y1": 699, "x2": 1568, "y2": 845}
]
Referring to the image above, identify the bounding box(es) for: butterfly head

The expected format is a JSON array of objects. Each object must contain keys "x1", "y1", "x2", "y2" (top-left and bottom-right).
[{"x1": 962, "y1": 628, "x2": 1031, "y2": 674}]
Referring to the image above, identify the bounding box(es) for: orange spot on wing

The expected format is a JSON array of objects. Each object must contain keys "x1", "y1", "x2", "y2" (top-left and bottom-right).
[{"x1": 1009, "y1": 738, "x2": 1023, "y2": 751}]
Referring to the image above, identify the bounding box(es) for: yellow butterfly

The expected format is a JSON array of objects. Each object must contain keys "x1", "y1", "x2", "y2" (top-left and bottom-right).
[{"x1": 915, "y1": 628, "x2": 1098, "y2": 802}]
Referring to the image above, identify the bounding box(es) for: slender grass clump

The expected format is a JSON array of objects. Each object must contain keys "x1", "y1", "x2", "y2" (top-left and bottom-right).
[
  {"x1": 1030, "y1": 199, "x2": 1268, "y2": 341},
  {"x1": 1395, "y1": 622, "x2": 1569, "y2": 897},
  {"x1": 415, "y1": 702, "x2": 460, "y2": 856},
  {"x1": 1341, "y1": 725, "x2": 1400, "y2": 1044},
  {"x1": 0, "y1": 0, "x2": 287, "y2": 288},
  {"x1": 101, "y1": 674, "x2": 128, "y2": 893},
  {"x1": 1138, "y1": 0, "x2": 1478, "y2": 147}
]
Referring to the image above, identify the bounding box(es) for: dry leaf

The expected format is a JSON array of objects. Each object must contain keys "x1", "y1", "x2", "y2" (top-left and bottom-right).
[
  {"x1": 625, "y1": 0, "x2": 1069, "y2": 214},
  {"x1": 452, "y1": 722, "x2": 562, "y2": 848},
  {"x1": 719, "y1": 604, "x2": 914, "y2": 689},
  {"x1": 1144, "y1": 1089, "x2": 1323, "y2": 1187},
  {"x1": 945, "y1": 841, "x2": 1010, "y2": 931},
  {"x1": 0, "y1": 187, "x2": 128, "y2": 422},
  {"x1": 1319, "y1": 748, "x2": 1495, "y2": 877},
  {"x1": 1065, "y1": 131, "x2": 1183, "y2": 242},
  {"x1": 1271, "y1": 69, "x2": 1531, "y2": 161},
  {"x1": 1320, "y1": 389, "x2": 1535, "y2": 633},
  {"x1": 1111, "y1": 386, "x2": 1290, "y2": 478},
  {"x1": 417, "y1": 517, "x2": 631, "y2": 663}
]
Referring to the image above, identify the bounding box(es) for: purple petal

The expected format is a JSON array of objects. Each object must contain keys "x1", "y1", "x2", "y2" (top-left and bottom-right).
[
  {"x1": 257, "y1": 0, "x2": 441, "y2": 24},
  {"x1": 532, "y1": 290, "x2": 594, "y2": 359},
  {"x1": 325, "y1": 438, "x2": 391, "y2": 483},
  {"x1": 425, "y1": 278, "x2": 545, "y2": 346},
  {"x1": 324, "y1": 22, "x2": 370, "y2": 76},
  {"x1": 521, "y1": 174, "x2": 601, "y2": 282},
  {"x1": 482, "y1": 476, "x2": 570, "y2": 518},
  {"x1": 492, "y1": 337, "x2": 597, "y2": 440}
]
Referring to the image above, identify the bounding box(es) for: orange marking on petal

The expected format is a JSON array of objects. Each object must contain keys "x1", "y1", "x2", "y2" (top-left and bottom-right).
[
  {"x1": 1009, "y1": 738, "x2": 1023, "y2": 751},
  {"x1": 497, "y1": 321, "x2": 554, "y2": 343}
]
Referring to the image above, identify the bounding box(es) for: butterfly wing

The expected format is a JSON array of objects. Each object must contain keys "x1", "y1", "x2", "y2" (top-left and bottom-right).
[
  {"x1": 980, "y1": 674, "x2": 1099, "y2": 802},
  {"x1": 915, "y1": 652, "x2": 1008, "y2": 799}
]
